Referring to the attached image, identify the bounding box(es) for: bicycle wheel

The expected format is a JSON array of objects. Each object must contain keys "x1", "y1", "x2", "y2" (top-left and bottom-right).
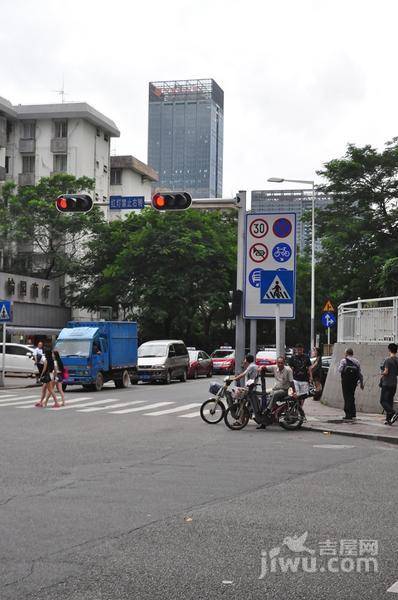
[
  {"x1": 200, "y1": 399, "x2": 225, "y2": 424},
  {"x1": 279, "y1": 403, "x2": 305, "y2": 430},
  {"x1": 224, "y1": 404, "x2": 250, "y2": 430}
]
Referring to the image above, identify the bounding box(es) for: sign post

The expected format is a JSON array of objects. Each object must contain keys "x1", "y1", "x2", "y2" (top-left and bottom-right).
[
  {"x1": 244, "y1": 213, "x2": 296, "y2": 355},
  {"x1": 0, "y1": 300, "x2": 12, "y2": 388},
  {"x1": 321, "y1": 299, "x2": 336, "y2": 354}
]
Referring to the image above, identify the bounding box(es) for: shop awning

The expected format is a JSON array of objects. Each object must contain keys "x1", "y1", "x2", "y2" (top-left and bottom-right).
[{"x1": 6, "y1": 326, "x2": 62, "y2": 335}]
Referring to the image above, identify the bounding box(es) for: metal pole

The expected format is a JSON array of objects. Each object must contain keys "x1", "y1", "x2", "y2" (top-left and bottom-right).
[
  {"x1": 250, "y1": 319, "x2": 257, "y2": 357},
  {"x1": 234, "y1": 191, "x2": 246, "y2": 375},
  {"x1": 327, "y1": 327, "x2": 330, "y2": 347},
  {"x1": 310, "y1": 181, "x2": 316, "y2": 352},
  {"x1": 0, "y1": 323, "x2": 5, "y2": 387},
  {"x1": 275, "y1": 304, "x2": 281, "y2": 357}
]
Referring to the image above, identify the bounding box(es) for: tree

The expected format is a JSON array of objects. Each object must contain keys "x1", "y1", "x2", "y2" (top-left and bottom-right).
[
  {"x1": 67, "y1": 208, "x2": 237, "y2": 349},
  {"x1": 0, "y1": 174, "x2": 104, "y2": 279},
  {"x1": 315, "y1": 138, "x2": 398, "y2": 304}
]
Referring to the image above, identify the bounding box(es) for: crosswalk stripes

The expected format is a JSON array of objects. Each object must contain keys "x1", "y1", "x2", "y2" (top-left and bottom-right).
[
  {"x1": 0, "y1": 395, "x2": 40, "y2": 407},
  {"x1": 145, "y1": 403, "x2": 201, "y2": 416},
  {"x1": 56, "y1": 398, "x2": 120, "y2": 410},
  {"x1": 178, "y1": 411, "x2": 200, "y2": 418},
  {"x1": 77, "y1": 400, "x2": 145, "y2": 413},
  {"x1": 108, "y1": 401, "x2": 174, "y2": 415},
  {"x1": 18, "y1": 396, "x2": 92, "y2": 409}
]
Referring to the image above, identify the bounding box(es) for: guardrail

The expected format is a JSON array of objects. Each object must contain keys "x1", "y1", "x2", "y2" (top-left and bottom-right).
[{"x1": 338, "y1": 296, "x2": 398, "y2": 343}]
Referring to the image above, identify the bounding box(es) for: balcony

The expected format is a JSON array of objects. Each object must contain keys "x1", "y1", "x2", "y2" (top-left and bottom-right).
[
  {"x1": 51, "y1": 138, "x2": 67, "y2": 153},
  {"x1": 0, "y1": 166, "x2": 5, "y2": 181},
  {"x1": 18, "y1": 172, "x2": 35, "y2": 186},
  {"x1": 0, "y1": 117, "x2": 6, "y2": 147},
  {"x1": 19, "y1": 138, "x2": 36, "y2": 153}
]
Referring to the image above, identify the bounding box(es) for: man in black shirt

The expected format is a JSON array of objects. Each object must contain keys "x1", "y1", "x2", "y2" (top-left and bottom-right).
[
  {"x1": 288, "y1": 343, "x2": 311, "y2": 396},
  {"x1": 380, "y1": 343, "x2": 398, "y2": 425}
]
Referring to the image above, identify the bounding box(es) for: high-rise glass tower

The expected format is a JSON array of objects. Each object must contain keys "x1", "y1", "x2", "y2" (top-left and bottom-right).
[{"x1": 148, "y1": 79, "x2": 224, "y2": 198}]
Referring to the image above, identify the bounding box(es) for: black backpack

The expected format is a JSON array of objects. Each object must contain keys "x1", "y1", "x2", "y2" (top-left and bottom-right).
[{"x1": 341, "y1": 358, "x2": 359, "y2": 383}]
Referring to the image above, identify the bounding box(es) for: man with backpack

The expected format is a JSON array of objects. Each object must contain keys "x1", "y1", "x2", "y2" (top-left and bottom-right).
[
  {"x1": 338, "y1": 348, "x2": 364, "y2": 422},
  {"x1": 379, "y1": 343, "x2": 398, "y2": 425}
]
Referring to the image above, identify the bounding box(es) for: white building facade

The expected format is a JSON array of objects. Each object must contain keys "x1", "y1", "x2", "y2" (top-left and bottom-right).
[{"x1": 109, "y1": 155, "x2": 158, "y2": 219}]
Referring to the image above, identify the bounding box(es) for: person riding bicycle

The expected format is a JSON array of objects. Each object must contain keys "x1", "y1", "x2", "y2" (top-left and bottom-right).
[{"x1": 259, "y1": 356, "x2": 296, "y2": 427}]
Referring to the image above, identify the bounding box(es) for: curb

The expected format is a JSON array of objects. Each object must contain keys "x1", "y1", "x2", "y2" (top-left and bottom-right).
[
  {"x1": 0, "y1": 384, "x2": 40, "y2": 391},
  {"x1": 302, "y1": 423, "x2": 398, "y2": 445}
]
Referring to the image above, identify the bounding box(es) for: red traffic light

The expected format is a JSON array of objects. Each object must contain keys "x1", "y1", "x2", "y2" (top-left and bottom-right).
[
  {"x1": 151, "y1": 192, "x2": 192, "y2": 211},
  {"x1": 55, "y1": 194, "x2": 93, "y2": 213}
]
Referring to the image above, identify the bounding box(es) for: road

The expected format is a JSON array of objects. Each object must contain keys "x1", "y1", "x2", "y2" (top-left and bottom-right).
[{"x1": 0, "y1": 377, "x2": 397, "y2": 599}]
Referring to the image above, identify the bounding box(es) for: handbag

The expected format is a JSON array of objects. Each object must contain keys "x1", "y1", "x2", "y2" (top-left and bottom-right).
[{"x1": 40, "y1": 372, "x2": 51, "y2": 384}]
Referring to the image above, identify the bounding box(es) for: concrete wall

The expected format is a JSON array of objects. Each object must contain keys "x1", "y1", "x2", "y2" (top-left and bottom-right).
[{"x1": 322, "y1": 342, "x2": 390, "y2": 414}]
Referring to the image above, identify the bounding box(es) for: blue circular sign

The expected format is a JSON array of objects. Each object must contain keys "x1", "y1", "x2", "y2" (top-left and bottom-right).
[
  {"x1": 272, "y1": 243, "x2": 292, "y2": 263},
  {"x1": 248, "y1": 268, "x2": 264, "y2": 288},
  {"x1": 273, "y1": 218, "x2": 292, "y2": 238}
]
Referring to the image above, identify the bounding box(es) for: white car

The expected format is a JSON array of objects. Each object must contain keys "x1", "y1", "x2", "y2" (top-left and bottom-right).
[{"x1": 1, "y1": 343, "x2": 36, "y2": 376}]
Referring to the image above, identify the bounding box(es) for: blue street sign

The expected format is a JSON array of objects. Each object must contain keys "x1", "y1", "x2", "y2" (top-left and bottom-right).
[
  {"x1": 0, "y1": 300, "x2": 12, "y2": 322},
  {"x1": 272, "y1": 243, "x2": 292, "y2": 263},
  {"x1": 248, "y1": 268, "x2": 264, "y2": 288},
  {"x1": 321, "y1": 311, "x2": 336, "y2": 328},
  {"x1": 260, "y1": 270, "x2": 294, "y2": 304},
  {"x1": 273, "y1": 217, "x2": 292, "y2": 238},
  {"x1": 109, "y1": 196, "x2": 145, "y2": 210}
]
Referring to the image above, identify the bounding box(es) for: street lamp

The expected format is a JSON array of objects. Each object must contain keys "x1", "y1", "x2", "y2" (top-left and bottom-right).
[{"x1": 267, "y1": 177, "x2": 316, "y2": 351}]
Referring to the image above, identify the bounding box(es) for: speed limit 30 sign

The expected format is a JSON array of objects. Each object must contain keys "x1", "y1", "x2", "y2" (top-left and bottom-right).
[{"x1": 244, "y1": 212, "x2": 297, "y2": 319}]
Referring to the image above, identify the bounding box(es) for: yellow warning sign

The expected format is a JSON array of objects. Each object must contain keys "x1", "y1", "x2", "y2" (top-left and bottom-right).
[{"x1": 322, "y1": 299, "x2": 335, "y2": 312}]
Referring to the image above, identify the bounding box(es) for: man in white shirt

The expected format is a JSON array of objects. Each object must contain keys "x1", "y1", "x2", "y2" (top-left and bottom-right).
[{"x1": 32, "y1": 341, "x2": 44, "y2": 383}]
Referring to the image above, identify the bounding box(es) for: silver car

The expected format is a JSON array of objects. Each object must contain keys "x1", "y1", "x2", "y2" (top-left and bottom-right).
[{"x1": 137, "y1": 340, "x2": 189, "y2": 384}]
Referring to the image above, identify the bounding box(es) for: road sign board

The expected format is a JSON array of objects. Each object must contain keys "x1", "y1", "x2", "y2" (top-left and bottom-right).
[
  {"x1": 244, "y1": 213, "x2": 296, "y2": 319},
  {"x1": 322, "y1": 299, "x2": 335, "y2": 313},
  {"x1": 0, "y1": 300, "x2": 12, "y2": 322},
  {"x1": 321, "y1": 311, "x2": 336, "y2": 328},
  {"x1": 109, "y1": 196, "x2": 145, "y2": 210}
]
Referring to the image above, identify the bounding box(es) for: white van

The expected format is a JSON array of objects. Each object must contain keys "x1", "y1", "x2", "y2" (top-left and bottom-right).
[{"x1": 137, "y1": 340, "x2": 189, "y2": 384}]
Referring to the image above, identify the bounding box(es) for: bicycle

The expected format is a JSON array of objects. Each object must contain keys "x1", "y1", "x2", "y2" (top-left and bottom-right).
[{"x1": 200, "y1": 377, "x2": 235, "y2": 424}]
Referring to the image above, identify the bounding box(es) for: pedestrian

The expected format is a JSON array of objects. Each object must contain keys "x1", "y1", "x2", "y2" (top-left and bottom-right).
[
  {"x1": 288, "y1": 343, "x2": 311, "y2": 397},
  {"x1": 53, "y1": 350, "x2": 66, "y2": 406},
  {"x1": 338, "y1": 348, "x2": 364, "y2": 422},
  {"x1": 379, "y1": 343, "x2": 398, "y2": 425},
  {"x1": 309, "y1": 347, "x2": 323, "y2": 400},
  {"x1": 41, "y1": 349, "x2": 60, "y2": 408},
  {"x1": 32, "y1": 341, "x2": 44, "y2": 383}
]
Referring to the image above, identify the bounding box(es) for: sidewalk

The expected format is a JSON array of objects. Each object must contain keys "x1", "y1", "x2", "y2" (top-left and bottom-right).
[
  {"x1": 304, "y1": 398, "x2": 398, "y2": 445},
  {"x1": 0, "y1": 375, "x2": 40, "y2": 389}
]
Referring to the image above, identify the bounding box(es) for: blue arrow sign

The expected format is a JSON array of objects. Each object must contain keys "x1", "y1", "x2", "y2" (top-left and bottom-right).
[
  {"x1": 321, "y1": 311, "x2": 336, "y2": 328},
  {"x1": 260, "y1": 270, "x2": 294, "y2": 304},
  {"x1": 109, "y1": 196, "x2": 145, "y2": 210},
  {"x1": 0, "y1": 300, "x2": 12, "y2": 322}
]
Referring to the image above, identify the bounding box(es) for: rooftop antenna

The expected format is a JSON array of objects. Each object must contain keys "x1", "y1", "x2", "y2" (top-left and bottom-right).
[{"x1": 53, "y1": 76, "x2": 67, "y2": 103}]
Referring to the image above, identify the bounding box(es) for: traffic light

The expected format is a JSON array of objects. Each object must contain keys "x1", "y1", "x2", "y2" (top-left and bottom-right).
[
  {"x1": 152, "y1": 192, "x2": 192, "y2": 211},
  {"x1": 229, "y1": 290, "x2": 243, "y2": 317},
  {"x1": 55, "y1": 194, "x2": 93, "y2": 213}
]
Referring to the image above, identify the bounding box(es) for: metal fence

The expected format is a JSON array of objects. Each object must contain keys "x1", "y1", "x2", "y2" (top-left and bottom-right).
[{"x1": 338, "y1": 297, "x2": 398, "y2": 343}]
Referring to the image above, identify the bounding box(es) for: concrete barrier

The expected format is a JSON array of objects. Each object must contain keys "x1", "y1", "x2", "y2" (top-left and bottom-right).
[{"x1": 322, "y1": 342, "x2": 392, "y2": 414}]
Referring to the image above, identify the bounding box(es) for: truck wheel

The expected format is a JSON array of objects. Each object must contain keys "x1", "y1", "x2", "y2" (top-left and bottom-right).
[
  {"x1": 115, "y1": 370, "x2": 130, "y2": 388},
  {"x1": 94, "y1": 373, "x2": 104, "y2": 392}
]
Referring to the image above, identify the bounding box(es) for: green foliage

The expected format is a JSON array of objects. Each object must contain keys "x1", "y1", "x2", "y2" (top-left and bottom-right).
[
  {"x1": 0, "y1": 174, "x2": 104, "y2": 279},
  {"x1": 67, "y1": 208, "x2": 237, "y2": 348}
]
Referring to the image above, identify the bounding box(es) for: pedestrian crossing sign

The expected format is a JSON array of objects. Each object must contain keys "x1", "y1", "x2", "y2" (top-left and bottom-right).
[
  {"x1": 260, "y1": 271, "x2": 294, "y2": 304},
  {"x1": 0, "y1": 300, "x2": 12, "y2": 322}
]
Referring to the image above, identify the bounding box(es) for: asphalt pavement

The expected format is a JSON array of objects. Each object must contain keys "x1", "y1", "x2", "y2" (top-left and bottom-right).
[{"x1": 0, "y1": 378, "x2": 397, "y2": 599}]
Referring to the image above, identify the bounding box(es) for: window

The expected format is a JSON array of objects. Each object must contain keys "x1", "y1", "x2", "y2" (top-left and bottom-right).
[
  {"x1": 175, "y1": 343, "x2": 188, "y2": 356},
  {"x1": 22, "y1": 155, "x2": 35, "y2": 174},
  {"x1": 53, "y1": 154, "x2": 67, "y2": 172},
  {"x1": 21, "y1": 121, "x2": 35, "y2": 139},
  {"x1": 30, "y1": 283, "x2": 39, "y2": 299},
  {"x1": 54, "y1": 120, "x2": 67, "y2": 138},
  {"x1": 110, "y1": 168, "x2": 122, "y2": 185},
  {"x1": 18, "y1": 280, "x2": 27, "y2": 296},
  {"x1": 96, "y1": 160, "x2": 99, "y2": 169},
  {"x1": 5, "y1": 156, "x2": 10, "y2": 173},
  {"x1": 6, "y1": 121, "x2": 12, "y2": 142},
  {"x1": 104, "y1": 133, "x2": 109, "y2": 142},
  {"x1": 103, "y1": 165, "x2": 108, "y2": 173},
  {"x1": 96, "y1": 128, "x2": 100, "y2": 137}
]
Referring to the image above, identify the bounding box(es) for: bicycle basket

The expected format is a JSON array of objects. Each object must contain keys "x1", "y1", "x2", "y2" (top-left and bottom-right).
[{"x1": 209, "y1": 382, "x2": 222, "y2": 395}]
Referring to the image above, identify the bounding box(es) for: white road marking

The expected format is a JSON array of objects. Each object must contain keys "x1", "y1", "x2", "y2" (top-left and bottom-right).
[
  {"x1": 0, "y1": 394, "x2": 18, "y2": 400},
  {"x1": 178, "y1": 411, "x2": 200, "y2": 418},
  {"x1": 55, "y1": 398, "x2": 120, "y2": 410},
  {"x1": 387, "y1": 581, "x2": 398, "y2": 593},
  {"x1": 18, "y1": 396, "x2": 93, "y2": 409},
  {"x1": 145, "y1": 403, "x2": 201, "y2": 416},
  {"x1": 109, "y1": 401, "x2": 174, "y2": 414},
  {"x1": 0, "y1": 395, "x2": 41, "y2": 407},
  {"x1": 77, "y1": 400, "x2": 145, "y2": 413},
  {"x1": 312, "y1": 444, "x2": 355, "y2": 449}
]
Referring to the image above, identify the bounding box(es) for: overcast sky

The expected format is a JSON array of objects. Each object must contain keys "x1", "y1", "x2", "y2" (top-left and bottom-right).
[{"x1": 1, "y1": 0, "x2": 396, "y2": 197}]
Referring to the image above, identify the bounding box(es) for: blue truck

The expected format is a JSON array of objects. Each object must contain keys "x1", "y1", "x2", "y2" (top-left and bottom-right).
[{"x1": 54, "y1": 321, "x2": 138, "y2": 391}]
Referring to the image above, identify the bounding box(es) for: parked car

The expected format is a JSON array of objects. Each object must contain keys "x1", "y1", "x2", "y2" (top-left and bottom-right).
[
  {"x1": 2, "y1": 343, "x2": 36, "y2": 377},
  {"x1": 187, "y1": 348, "x2": 213, "y2": 379},
  {"x1": 211, "y1": 347, "x2": 235, "y2": 375},
  {"x1": 255, "y1": 350, "x2": 277, "y2": 371},
  {"x1": 137, "y1": 340, "x2": 189, "y2": 384}
]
